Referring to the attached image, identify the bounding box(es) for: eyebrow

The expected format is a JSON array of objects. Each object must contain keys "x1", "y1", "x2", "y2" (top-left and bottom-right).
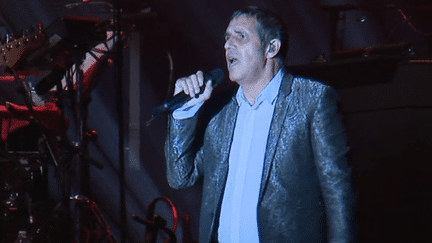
[{"x1": 225, "y1": 29, "x2": 245, "y2": 37}]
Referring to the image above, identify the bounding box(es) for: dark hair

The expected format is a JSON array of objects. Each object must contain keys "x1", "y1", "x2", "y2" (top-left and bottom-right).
[{"x1": 230, "y1": 6, "x2": 288, "y2": 63}]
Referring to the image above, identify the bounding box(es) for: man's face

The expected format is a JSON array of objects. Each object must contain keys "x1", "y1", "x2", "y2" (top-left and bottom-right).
[{"x1": 224, "y1": 15, "x2": 266, "y2": 85}]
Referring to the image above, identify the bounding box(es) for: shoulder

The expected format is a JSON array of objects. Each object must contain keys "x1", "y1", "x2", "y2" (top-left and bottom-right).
[
  {"x1": 292, "y1": 75, "x2": 331, "y2": 91},
  {"x1": 280, "y1": 71, "x2": 331, "y2": 96},
  {"x1": 281, "y1": 74, "x2": 340, "y2": 113},
  {"x1": 288, "y1": 74, "x2": 338, "y2": 99}
]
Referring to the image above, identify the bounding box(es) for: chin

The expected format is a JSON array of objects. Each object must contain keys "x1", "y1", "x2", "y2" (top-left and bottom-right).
[
  {"x1": 227, "y1": 66, "x2": 241, "y2": 83},
  {"x1": 228, "y1": 71, "x2": 240, "y2": 84}
]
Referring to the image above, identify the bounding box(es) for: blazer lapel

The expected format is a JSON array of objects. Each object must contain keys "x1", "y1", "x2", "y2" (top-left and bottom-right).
[
  {"x1": 259, "y1": 73, "x2": 294, "y2": 201},
  {"x1": 219, "y1": 98, "x2": 239, "y2": 167},
  {"x1": 209, "y1": 97, "x2": 239, "y2": 232}
]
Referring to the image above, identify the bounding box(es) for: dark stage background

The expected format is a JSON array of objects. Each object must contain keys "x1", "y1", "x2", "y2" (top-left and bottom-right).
[{"x1": 0, "y1": 0, "x2": 431, "y2": 242}]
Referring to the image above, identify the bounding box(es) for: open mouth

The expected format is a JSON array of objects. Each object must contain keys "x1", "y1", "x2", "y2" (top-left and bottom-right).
[{"x1": 227, "y1": 56, "x2": 239, "y2": 67}]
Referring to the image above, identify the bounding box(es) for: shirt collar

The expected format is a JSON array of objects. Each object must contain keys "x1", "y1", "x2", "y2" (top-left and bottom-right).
[{"x1": 236, "y1": 68, "x2": 285, "y2": 107}]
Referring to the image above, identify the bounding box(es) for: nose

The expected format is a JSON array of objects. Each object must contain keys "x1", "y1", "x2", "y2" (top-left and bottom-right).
[{"x1": 224, "y1": 37, "x2": 234, "y2": 50}]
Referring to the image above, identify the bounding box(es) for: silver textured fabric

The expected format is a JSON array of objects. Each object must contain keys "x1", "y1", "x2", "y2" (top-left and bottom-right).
[{"x1": 165, "y1": 73, "x2": 356, "y2": 243}]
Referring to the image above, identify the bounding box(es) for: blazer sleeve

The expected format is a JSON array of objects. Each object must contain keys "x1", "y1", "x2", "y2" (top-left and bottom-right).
[
  {"x1": 165, "y1": 114, "x2": 205, "y2": 189},
  {"x1": 311, "y1": 86, "x2": 357, "y2": 243}
]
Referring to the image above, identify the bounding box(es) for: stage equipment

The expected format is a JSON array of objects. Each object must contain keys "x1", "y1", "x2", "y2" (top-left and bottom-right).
[
  {"x1": 321, "y1": 4, "x2": 432, "y2": 54},
  {"x1": 0, "y1": 15, "x2": 118, "y2": 242},
  {"x1": 71, "y1": 195, "x2": 118, "y2": 243},
  {"x1": 289, "y1": 4, "x2": 432, "y2": 89},
  {"x1": 132, "y1": 196, "x2": 178, "y2": 243},
  {"x1": 288, "y1": 42, "x2": 415, "y2": 89}
]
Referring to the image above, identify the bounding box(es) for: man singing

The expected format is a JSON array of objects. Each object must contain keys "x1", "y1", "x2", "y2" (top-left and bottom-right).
[{"x1": 165, "y1": 6, "x2": 356, "y2": 243}]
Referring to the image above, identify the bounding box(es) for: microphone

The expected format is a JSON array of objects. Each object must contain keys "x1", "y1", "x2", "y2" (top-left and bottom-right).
[{"x1": 151, "y1": 68, "x2": 225, "y2": 118}]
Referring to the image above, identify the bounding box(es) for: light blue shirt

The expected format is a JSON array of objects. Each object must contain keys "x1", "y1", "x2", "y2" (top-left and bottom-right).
[
  {"x1": 173, "y1": 69, "x2": 284, "y2": 242},
  {"x1": 218, "y1": 69, "x2": 283, "y2": 243}
]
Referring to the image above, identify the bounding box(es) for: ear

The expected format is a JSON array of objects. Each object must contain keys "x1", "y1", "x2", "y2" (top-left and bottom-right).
[{"x1": 266, "y1": 39, "x2": 281, "y2": 59}]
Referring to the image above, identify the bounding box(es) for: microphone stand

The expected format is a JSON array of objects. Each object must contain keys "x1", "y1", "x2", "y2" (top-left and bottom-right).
[
  {"x1": 113, "y1": 0, "x2": 127, "y2": 242},
  {"x1": 64, "y1": 33, "x2": 106, "y2": 243},
  {"x1": 78, "y1": 57, "x2": 87, "y2": 243},
  {"x1": 66, "y1": 42, "x2": 90, "y2": 243}
]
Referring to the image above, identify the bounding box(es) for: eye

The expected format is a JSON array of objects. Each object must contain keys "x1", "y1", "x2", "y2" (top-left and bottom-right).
[
  {"x1": 224, "y1": 34, "x2": 230, "y2": 42},
  {"x1": 237, "y1": 31, "x2": 245, "y2": 39}
]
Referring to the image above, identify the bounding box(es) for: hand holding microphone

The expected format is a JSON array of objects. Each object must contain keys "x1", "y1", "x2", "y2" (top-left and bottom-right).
[
  {"x1": 151, "y1": 68, "x2": 224, "y2": 118},
  {"x1": 174, "y1": 70, "x2": 213, "y2": 105}
]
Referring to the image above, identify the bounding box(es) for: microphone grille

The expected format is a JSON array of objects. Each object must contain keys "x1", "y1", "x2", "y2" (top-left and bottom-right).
[{"x1": 208, "y1": 68, "x2": 225, "y2": 87}]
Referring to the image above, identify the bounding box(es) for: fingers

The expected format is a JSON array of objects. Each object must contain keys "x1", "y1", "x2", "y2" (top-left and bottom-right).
[
  {"x1": 200, "y1": 80, "x2": 213, "y2": 101},
  {"x1": 174, "y1": 70, "x2": 206, "y2": 98},
  {"x1": 186, "y1": 76, "x2": 197, "y2": 97},
  {"x1": 173, "y1": 70, "x2": 213, "y2": 106}
]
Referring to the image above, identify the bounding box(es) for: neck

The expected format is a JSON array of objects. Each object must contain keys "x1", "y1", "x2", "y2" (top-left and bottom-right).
[{"x1": 242, "y1": 63, "x2": 281, "y2": 104}]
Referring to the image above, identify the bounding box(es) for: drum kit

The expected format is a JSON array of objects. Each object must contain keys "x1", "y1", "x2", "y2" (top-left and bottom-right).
[
  {"x1": 0, "y1": 1, "x2": 182, "y2": 242},
  {"x1": 0, "y1": 12, "x2": 118, "y2": 243}
]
